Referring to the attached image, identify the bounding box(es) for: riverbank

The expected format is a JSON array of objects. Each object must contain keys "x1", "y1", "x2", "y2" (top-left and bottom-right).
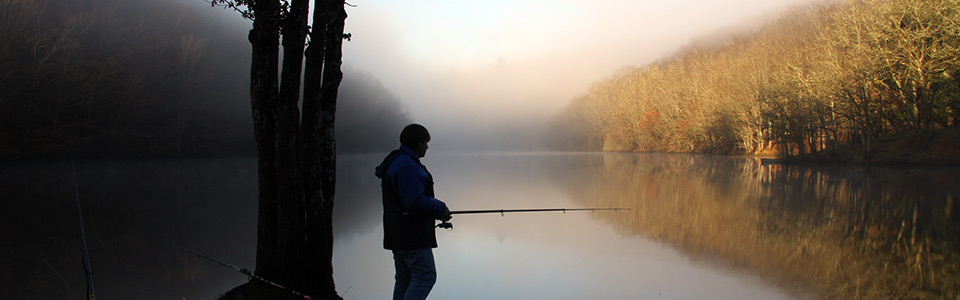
[{"x1": 773, "y1": 128, "x2": 960, "y2": 166}]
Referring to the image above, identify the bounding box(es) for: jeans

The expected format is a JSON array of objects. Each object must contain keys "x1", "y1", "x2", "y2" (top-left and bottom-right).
[{"x1": 392, "y1": 248, "x2": 437, "y2": 300}]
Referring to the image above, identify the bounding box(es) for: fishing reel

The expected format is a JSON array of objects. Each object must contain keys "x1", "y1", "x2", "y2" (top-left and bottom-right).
[{"x1": 436, "y1": 221, "x2": 454, "y2": 230}]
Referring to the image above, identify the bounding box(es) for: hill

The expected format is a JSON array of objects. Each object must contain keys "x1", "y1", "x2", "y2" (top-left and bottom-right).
[
  {"x1": 549, "y1": 0, "x2": 960, "y2": 162},
  {"x1": 0, "y1": 0, "x2": 410, "y2": 159}
]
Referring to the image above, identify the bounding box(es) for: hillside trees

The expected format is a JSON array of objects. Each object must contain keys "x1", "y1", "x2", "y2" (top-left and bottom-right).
[
  {"x1": 0, "y1": 0, "x2": 251, "y2": 157},
  {"x1": 552, "y1": 0, "x2": 960, "y2": 158},
  {"x1": 817, "y1": 0, "x2": 960, "y2": 155},
  {"x1": 0, "y1": 0, "x2": 408, "y2": 158}
]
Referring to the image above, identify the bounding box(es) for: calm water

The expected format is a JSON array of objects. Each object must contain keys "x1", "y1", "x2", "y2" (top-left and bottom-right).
[{"x1": 3, "y1": 153, "x2": 958, "y2": 299}]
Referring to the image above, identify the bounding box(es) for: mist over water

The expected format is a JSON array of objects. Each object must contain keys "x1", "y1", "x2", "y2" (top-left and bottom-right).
[
  {"x1": 9, "y1": 152, "x2": 955, "y2": 299},
  {"x1": 341, "y1": 0, "x2": 826, "y2": 151},
  {"x1": 334, "y1": 152, "x2": 799, "y2": 300},
  {"x1": 8, "y1": 0, "x2": 950, "y2": 299}
]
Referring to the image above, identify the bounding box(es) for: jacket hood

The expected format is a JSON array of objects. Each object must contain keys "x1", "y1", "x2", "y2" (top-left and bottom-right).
[
  {"x1": 375, "y1": 146, "x2": 418, "y2": 178},
  {"x1": 375, "y1": 150, "x2": 399, "y2": 179}
]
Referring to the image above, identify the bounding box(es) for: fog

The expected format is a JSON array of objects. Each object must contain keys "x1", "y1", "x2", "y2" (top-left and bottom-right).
[
  {"x1": 339, "y1": 0, "x2": 825, "y2": 150},
  {"x1": 165, "y1": 0, "x2": 827, "y2": 151}
]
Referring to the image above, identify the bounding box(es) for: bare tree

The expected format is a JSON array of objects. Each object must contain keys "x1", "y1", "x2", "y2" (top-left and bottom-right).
[{"x1": 211, "y1": 0, "x2": 348, "y2": 298}]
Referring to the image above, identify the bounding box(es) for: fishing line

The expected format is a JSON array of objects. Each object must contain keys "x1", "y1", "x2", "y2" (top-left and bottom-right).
[{"x1": 170, "y1": 245, "x2": 313, "y2": 299}]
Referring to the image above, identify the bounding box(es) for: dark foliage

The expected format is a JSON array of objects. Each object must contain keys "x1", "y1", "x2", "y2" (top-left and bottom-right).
[{"x1": 0, "y1": 0, "x2": 410, "y2": 159}]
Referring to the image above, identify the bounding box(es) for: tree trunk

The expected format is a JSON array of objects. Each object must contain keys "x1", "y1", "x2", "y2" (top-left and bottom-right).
[
  {"x1": 249, "y1": 0, "x2": 282, "y2": 281},
  {"x1": 300, "y1": 0, "x2": 346, "y2": 297},
  {"x1": 239, "y1": 0, "x2": 346, "y2": 298},
  {"x1": 273, "y1": 0, "x2": 310, "y2": 288}
]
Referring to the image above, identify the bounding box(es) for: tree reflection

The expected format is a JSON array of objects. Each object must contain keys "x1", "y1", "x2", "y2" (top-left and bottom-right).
[{"x1": 553, "y1": 153, "x2": 960, "y2": 299}]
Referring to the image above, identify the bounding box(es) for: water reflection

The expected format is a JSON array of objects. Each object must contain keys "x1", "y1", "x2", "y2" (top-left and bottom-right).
[
  {"x1": 0, "y1": 158, "x2": 260, "y2": 300},
  {"x1": 333, "y1": 152, "x2": 795, "y2": 300},
  {"x1": 3, "y1": 153, "x2": 955, "y2": 299},
  {"x1": 556, "y1": 153, "x2": 960, "y2": 299}
]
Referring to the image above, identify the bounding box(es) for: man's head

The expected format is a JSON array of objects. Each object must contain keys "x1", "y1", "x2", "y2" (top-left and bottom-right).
[{"x1": 400, "y1": 124, "x2": 431, "y2": 157}]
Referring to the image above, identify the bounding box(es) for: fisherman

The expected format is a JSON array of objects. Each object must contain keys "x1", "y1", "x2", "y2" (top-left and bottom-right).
[{"x1": 375, "y1": 123, "x2": 452, "y2": 300}]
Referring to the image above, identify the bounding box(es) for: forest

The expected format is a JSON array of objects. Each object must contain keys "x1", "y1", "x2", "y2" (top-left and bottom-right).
[
  {"x1": 550, "y1": 0, "x2": 960, "y2": 162},
  {"x1": 0, "y1": 0, "x2": 411, "y2": 159},
  {"x1": 5, "y1": 0, "x2": 959, "y2": 161}
]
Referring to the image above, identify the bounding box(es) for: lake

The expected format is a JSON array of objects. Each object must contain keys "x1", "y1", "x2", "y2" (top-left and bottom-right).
[{"x1": 2, "y1": 152, "x2": 958, "y2": 299}]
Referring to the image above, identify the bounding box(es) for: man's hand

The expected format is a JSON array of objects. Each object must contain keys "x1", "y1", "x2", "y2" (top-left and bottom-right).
[{"x1": 440, "y1": 207, "x2": 452, "y2": 221}]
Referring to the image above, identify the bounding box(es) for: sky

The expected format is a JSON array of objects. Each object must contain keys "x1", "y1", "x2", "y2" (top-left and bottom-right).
[{"x1": 338, "y1": 0, "x2": 823, "y2": 149}]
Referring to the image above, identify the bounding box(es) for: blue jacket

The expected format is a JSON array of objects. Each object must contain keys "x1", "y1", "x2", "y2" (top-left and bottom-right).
[{"x1": 375, "y1": 145, "x2": 448, "y2": 249}]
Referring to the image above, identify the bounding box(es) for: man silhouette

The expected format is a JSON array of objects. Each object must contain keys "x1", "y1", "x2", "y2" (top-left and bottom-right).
[{"x1": 375, "y1": 124, "x2": 451, "y2": 300}]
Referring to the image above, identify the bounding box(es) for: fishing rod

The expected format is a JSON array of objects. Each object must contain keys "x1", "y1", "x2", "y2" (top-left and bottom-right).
[
  {"x1": 451, "y1": 208, "x2": 629, "y2": 215},
  {"x1": 437, "y1": 207, "x2": 630, "y2": 229},
  {"x1": 170, "y1": 245, "x2": 313, "y2": 300},
  {"x1": 72, "y1": 159, "x2": 96, "y2": 300}
]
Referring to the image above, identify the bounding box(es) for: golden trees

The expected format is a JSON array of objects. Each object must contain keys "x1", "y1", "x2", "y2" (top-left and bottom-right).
[
  {"x1": 552, "y1": 0, "x2": 960, "y2": 157},
  {"x1": 819, "y1": 0, "x2": 960, "y2": 155}
]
